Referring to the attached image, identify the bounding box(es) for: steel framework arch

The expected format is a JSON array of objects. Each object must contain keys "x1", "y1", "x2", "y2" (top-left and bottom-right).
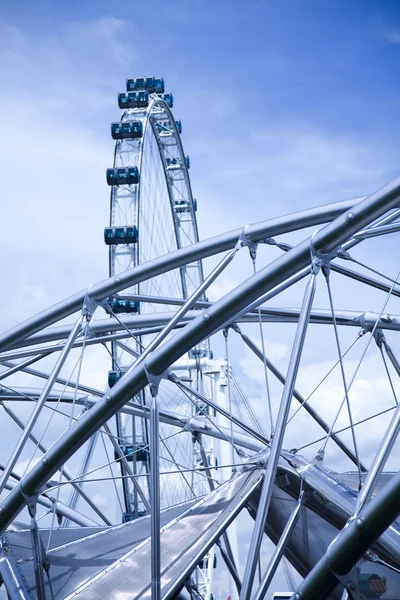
[{"x1": 0, "y1": 77, "x2": 400, "y2": 600}]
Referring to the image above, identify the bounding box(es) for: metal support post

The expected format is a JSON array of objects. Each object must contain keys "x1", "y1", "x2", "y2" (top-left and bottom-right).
[
  {"x1": 253, "y1": 492, "x2": 306, "y2": 600},
  {"x1": 292, "y1": 469, "x2": 400, "y2": 599},
  {"x1": 0, "y1": 315, "x2": 84, "y2": 495},
  {"x1": 27, "y1": 500, "x2": 48, "y2": 600},
  {"x1": 150, "y1": 391, "x2": 160, "y2": 600},
  {"x1": 217, "y1": 539, "x2": 242, "y2": 594},
  {"x1": 241, "y1": 273, "x2": 316, "y2": 600}
]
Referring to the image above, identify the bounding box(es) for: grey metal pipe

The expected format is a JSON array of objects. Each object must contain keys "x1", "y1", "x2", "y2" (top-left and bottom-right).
[
  {"x1": 234, "y1": 326, "x2": 367, "y2": 470},
  {"x1": 0, "y1": 403, "x2": 110, "y2": 526},
  {"x1": 2, "y1": 476, "x2": 99, "y2": 527},
  {"x1": 0, "y1": 180, "x2": 398, "y2": 532},
  {"x1": 355, "y1": 400, "x2": 400, "y2": 513},
  {"x1": 12, "y1": 303, "x2": 400, "y2": 355},
  {"x1": 0, "y1": 198, "x2": 365, "y2": 354},
  {"x1": 135, "y1": 247, "x2": 237, "y2": 368},
  {"x1": 150, "y1": 395, "x2": 161, "y2": 600},
  {"x1": 64, "y1": 432, "x2": 99, "y2": 527},
  {"x1": 0, "y1": 326, "x2": 169, "y2": 362},
  {"x1": 253, "y1": 493, "x2": 304, "y2": 600},
  {"x1": 292, "y1": 469, "x2": 400, "y2": 599},
  {"x1": 1, "y1": 359, "x2": 103, "y2": 397},
  {"x1": 353, "y1": 220, "x2": 400, "y2": 239},
  {"x1": 240, "y1": 273, "x2": 317, "y2": 600},
  {"x1": 0, "y1": 555, "x2": 32, "y2": 600},
  {"x1": 102, "y1": 422, "x2": 151, "y2": 513},
  {"x1": 383, "y1": 338, "x2": 400, "y2": 377},
  {"x1": 0, "y1": 316, "x2": 84, "y2": 495},
  {"x1": 174, "y1": 378, "x2": 270, "y2": 446}
]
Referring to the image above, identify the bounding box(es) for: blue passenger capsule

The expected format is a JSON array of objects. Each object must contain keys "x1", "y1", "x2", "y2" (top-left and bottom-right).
[
  {"x1": 175, "y1": 120, "x2": 182, "y2": 134},
  {"x1": 114, "y1": 443, "x2": 149, "y2": 462},
  {"x1": 118, "y1": 91, "x2": 149, "y2": 109},
  {"x1": 106, "y1": 166, "x2": 140, "y2": 186},
  {"x1": 163, "y1": 93, "x2": 174, "y2": 108},
  {"x1": 111, "y1": 120, "x2": 143, "y2": 140},
  {"x1": 108, "y1": 368, "x2": 128, "y2": 388},
  {"x1": 127, "y1": 76, "x2": 156, "y2": 93},
  {"x1": 122, "y1": 510, "x2": 147, "y2": 522},
  {"x1": 154, "y1": 78, "x2": 165, "y2": 93},
  {"x1": 104, "y1": 226, "x2": 138, "y2": 245},
  {"x1": 165, "y1": 157, "x2": 179, "y2": 168},
  {"x1": 108, "y1": 296, "x2": 139, "y2": 314},
  {"x1": 185, "y1": 155, "x2": 190, "y2": 169},
  {"x1": 118, "y1": 93, "x2": 128, "y2": 109}
]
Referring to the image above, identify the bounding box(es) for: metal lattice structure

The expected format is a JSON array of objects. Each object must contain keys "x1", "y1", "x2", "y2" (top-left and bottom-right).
[{"x1": 0, "y1": 76, "x2": 400, "y2": 600}]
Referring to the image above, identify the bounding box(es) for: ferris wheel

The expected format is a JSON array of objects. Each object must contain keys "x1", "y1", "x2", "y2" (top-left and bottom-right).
[{"x1": 0, "y1": 75, "x2": 400, "y2": 600}]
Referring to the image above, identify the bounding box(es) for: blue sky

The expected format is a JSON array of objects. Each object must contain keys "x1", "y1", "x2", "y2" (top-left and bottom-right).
[{"x1": 1, "y1": 1, "x2": 400, "y2": 596}]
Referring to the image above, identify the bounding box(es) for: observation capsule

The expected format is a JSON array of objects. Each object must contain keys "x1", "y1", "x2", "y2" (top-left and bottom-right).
[
  {"x1": 127, "y1": 76, "x2": 156, "y2": 93},
  {"x1": 162, "y1": 93, "x2": 174, "y2": 108},
  {"x1": 104, "y1": 226, "x2": 138, "y2": 245},
  {"x1": 114, "y1": 443, "x2": 149, "y2": 462},
  {"x1": 108, "y1": 368, "x2": 128, "y2": 388},
  {"x1": 106, "y1": 166, "x2": 140, "y2": 186},
  {"x1": 189, "y1": 348, "x2": 213, "y2": 359},
  {"x1": 123, "y1": 510, "x2": 147, "y2": 522},
  {"x1": 118, "y1": 91, "x2": 149, "y2": 109},
  {"x1": 108, "y1": 297, "x2": 139, "y2": 314},
  {"x1": 111, "y1": 120, "x2": 143, "y2": 140}
]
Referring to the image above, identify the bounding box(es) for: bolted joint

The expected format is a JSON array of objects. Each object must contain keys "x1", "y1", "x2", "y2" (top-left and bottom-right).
[
  {"x1": 355, "y1": 516, "x2": 365, "y2": 530},
  {"x1": 310, "y1": 230, "x2": 341, "y2": 275},
  {"x1": 237, "y1": 225, "x2": 258, "y2": 259},
  {"x1": 144, "y1": 362, "x2": 170, "y2": 397},
  {"x1": 82, "y1": 287, "x2": 102, "y2": 321},
  {"x1": 373, "y1": 329, "x2": 385, "y2": 349}
]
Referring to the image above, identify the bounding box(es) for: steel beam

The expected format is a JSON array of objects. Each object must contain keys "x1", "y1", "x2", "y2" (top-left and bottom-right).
[
  {"x1": 233, "y1": 325, "x2": 366, "y2": 471},
  {"x1": 292, "y1": 469, "x2": 400, "y2": 599},
  {"x1": 253, "y1": 492, "x2": 305, "y2": 600},
  {"x1": 0, "y1": 180, "x2": 398, "y2": 532},
  {"x1": 0, "y1": 316, "x2": 84, "y2": 495},
  {"x1": 241, "y1": 273, "x2": 316, "y2": 600},
  {"x1": 0, "y1": 198, "x2": 365, "y2": 354},
  {"x1": 12, "y1": 306, "x2": 400, "y2": 353}
]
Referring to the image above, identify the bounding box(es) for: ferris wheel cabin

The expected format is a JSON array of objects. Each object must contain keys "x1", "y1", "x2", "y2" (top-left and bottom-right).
[
  {"x1": 104, "y1": 226, "x2": 138, "y2": 245},
  {"x1": 111, "y1": 120, "x2": 143, "y2": 140},
  {"x1": 106, "y1": 166, "x2": 140, "y2": 186}
]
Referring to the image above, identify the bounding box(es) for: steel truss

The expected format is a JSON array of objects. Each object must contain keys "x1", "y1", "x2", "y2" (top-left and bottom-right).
[{"x1": 1, "y1": 87, "x2": 400, "y2": 599}]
